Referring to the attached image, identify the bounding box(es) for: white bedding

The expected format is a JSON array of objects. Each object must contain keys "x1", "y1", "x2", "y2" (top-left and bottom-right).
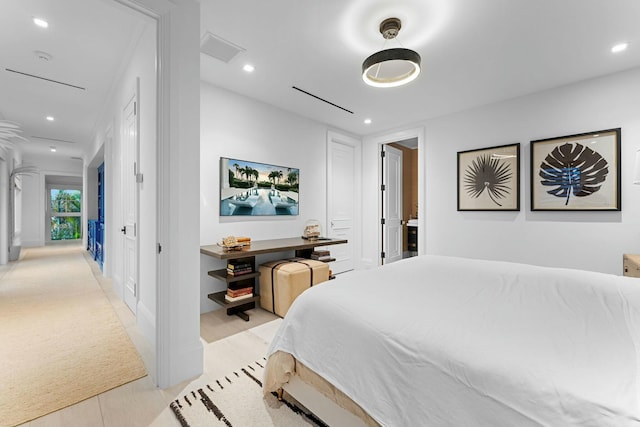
[{"x1": 266, "y1": 255, "x2": 640, "y2": 426}]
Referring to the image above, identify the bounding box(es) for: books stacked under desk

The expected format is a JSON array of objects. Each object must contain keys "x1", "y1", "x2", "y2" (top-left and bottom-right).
[
  {"x1": 227, "y1": 259, "x2": 253, "y2": 276},
  {"x1": 310, "y1": 249, "x2": 336, "y2": 279},
  {"x1": 225, "y1": 285, "x2": 254, "y2": 302},
  {"x1": 225, "y1": 259, "x2": 255, "y2": 302},
  {"x1": 310, "y1": 249, "x2": 335, "y2": 262}
]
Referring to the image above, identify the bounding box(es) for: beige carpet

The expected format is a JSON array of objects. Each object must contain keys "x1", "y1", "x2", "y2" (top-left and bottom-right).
[{"x1": 0, "y1": 244, "x2": 147, "y2": 427}]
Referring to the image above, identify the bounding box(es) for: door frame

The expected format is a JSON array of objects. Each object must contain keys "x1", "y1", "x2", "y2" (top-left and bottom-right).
[
  {"x1": 368, "y1": 127, "x2": 425, "y2": 266},
  {"x1": 326, "y1": 130, "x2": 362, "y2": 273},
  {"x1": 381, "y1": 144, "x2": 403, "y2": 264},
  {"x1": 111, "y1": 0, "x2": 202, "y2": 389}
]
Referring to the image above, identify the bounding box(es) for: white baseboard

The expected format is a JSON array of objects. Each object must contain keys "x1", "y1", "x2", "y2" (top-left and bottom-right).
[
  {"x1": 136, "y1": 301, "x2": 156, "y2": 349},
  {"x1": 22, "y1": 240, "x2": 44, "y2": 248},
  {"x1": 361, "y1": 258, "x2": 375, "y2": 269},
  {"x1": 167, "y1": 340, "x2": 204, "y2": 388},
  {"x1": 112, "y1": 274, "x2": 124, "y2": 299}
]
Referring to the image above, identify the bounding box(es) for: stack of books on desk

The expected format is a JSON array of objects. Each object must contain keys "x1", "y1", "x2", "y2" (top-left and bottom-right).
[
  {"x1": 310, "y1": 249, "x2": 333, "y2": 262},
  {"x1": 225, "y1": 285, "x2": 253, "y2": 302},
  {"x1": 227, "y1": 260, "x2": 253, "y2": 276}
]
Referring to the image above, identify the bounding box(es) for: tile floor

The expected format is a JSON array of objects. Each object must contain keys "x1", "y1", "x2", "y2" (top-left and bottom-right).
[{"x1": 12, "y1": 246, "x2": 282, "y2": 427}]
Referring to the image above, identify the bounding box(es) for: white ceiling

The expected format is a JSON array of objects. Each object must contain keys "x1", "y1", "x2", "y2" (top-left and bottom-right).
[
  {"x1": 1, "y1": 0, "x2": 639, "y2": 160},
  {"x1": 201, "y1": 0, "x2": 640, "y2": 135},
  {"x1": 0, "y1": 0, "x2": 146, "y2": 159}
]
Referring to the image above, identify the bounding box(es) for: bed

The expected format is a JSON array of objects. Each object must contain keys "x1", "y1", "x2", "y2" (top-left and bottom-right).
[{"x1": 263, "y1": 254, "x2": 640, "y2": 426}]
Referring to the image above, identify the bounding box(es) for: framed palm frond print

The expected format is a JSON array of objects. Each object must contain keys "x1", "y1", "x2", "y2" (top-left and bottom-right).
[
  {"x1": 457, "y1": 143, "x2": 520, "y2": 211},
  {"x1": 530, "y1": 128, "x2": 621, "y2": 211}
]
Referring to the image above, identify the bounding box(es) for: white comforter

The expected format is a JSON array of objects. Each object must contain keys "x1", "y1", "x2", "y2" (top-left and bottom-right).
[{"x1": 266, "y1": 255, "x2": 640, "y2": 426}]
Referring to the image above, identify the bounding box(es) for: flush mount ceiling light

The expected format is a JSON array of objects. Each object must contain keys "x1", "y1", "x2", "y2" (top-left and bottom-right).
[
  {"x1": 33, "y1": 17, "x2": 49, "y2": 28},
  {"x1": 362, "y1": 17, "x2": 421, "y2": 88},
  {"x1": 611, "y1": 42, "x2": 628, "y2": 53}
]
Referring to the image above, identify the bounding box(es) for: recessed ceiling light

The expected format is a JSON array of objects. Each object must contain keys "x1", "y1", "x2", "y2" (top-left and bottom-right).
[
  {"x1": 33, "y1": 17, "x2": 49, "y2": 28},
  {"x1": 50, "y1": 146, "x2": 57, "y2": 152},
  {"x1": 243, "y1": 64, "x2": 255, "y2": 72},
  {"x1": 364, "y1": 118, "x2": 372, "y2": 124},
  {"x1": 46, "y1": 116, "x2": 54, "y2": 121},
  {"x1": 611, "y1": 43, "x2": 628, "y2": 53}
]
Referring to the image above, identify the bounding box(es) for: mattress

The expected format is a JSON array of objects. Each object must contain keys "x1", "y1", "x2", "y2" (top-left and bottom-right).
[{"x1": 265, "y1": 255, "x2": 640, "y2": 426}]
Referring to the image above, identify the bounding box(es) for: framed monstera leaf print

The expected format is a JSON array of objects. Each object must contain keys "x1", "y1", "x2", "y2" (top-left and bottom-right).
[
  {"x1": 457, "y1": 143, "x2": 520, "y2": 211},
  {"x1": 530, "y1": 128, "x2": 621, "y2": 211}
]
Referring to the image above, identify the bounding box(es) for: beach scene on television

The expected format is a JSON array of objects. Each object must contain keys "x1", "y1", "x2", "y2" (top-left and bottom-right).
[{"x1": 220, "y1": 157, "x2": 299, "y2": 216}]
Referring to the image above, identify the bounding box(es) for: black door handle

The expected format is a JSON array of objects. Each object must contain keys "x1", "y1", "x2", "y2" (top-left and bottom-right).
[{"x1": 121, "y1": 226, "x2": 126, "y2": 234}]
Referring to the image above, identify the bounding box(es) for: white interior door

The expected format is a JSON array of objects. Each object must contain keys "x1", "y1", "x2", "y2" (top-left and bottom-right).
[
  {"x1": 122, "y1": 90, "x2": 139, "y2": 314},
  {"x1": 327, "y1": 132, "x2": 361, "y2": 274},
  {"x1": 382, "y1": 145, "x2": 403, "y2": 264}
]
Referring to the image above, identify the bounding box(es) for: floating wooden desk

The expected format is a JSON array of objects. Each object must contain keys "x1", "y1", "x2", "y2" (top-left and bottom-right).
[
  {"x1": 200, "y1": 237, "x2": 348, "y2": 259},
  {"x1": 201, "y1": 237, "x2": 347, "y2": 320}
]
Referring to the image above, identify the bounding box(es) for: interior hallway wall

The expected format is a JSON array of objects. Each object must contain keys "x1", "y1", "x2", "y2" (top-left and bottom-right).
[
  {"x1": 88, "y1": 17, "x2": 157, "y2": 358},
  {"x1": 20, "y1": 153, "x2": 82, "y2": 248}
]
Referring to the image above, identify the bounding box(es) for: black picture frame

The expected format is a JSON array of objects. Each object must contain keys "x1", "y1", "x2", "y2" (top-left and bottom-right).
[
  {"x1": 457, "y1": 143, "x2": 521, "y2": 211},
  {"x1": 530, "y1": 128, "x2": 621, "y2": 211},
  {"x1": 220, "y1": 157, "x2": 299, "y2": 216}
]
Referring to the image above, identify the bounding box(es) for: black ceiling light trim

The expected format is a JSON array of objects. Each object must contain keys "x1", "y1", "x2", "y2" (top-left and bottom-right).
[
  {"x1": 362, "y1": 17, "x2": 421, "y2": 88},
  {"x1": 5, "y1": 68, "x2": 86, "y2": 90},
  {"x1": 292, "y1": 86, "x2": 354, "y2": 114}
]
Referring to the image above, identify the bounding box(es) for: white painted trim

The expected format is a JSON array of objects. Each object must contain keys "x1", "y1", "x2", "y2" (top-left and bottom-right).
[
  {"x1": 113, "y1": 0, "x2": 203, "y2": 389},
  {"x1": 136, "y1": 299, "x2": 156, "y2": 380},
  {"x1": 155, "y1": 9, "x2": 171, "y2": 389},
  {"x1": 0, "y1": 155, "x2": 7, "y2": 264},
  {"x1": 154, "y1": 1, "x2": 203, "y2": 388},
  {"x1": 364, "y1": 127, "x2": 425, "y2": 266},
  {"x1": 103, "y1": 125, "x2": 114, "y2": 278},
  {"x1": 44, "y1": 180, "x2": 83, "y2": 244},
  {"x1": 137, "y1": 300, "x2": 156, "y2": 348},
  {"x1": 326, "y1": 130, "x2": 363, "y2": 271},
  {"x1": 21, "y1": 239, "x2": 44, "y2": 248}
]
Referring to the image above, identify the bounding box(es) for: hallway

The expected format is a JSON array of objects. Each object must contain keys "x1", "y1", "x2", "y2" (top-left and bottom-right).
[
  {"x1": 1, "y1": 244, "x2": 280, "y2": 427},
  {"x1": 0, "y1": 244, "x2": 168, "y2": 426}
]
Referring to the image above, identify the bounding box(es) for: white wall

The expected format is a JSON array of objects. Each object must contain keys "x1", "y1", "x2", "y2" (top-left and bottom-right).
[
  {"x1": 90, "y1": 18, "x2": 158, "y2": 357},
  {"x1": 200, "y1": 83, "x2": 339, "y2": 313},
  {"x1": 0, "y1": 150, "x2": 9, "y2": 264},
  {"x1": 415, "y1": 67, "x2": 640, "y2": 274},
  {"x1": 20, "y1": 153, "x2": 83, "y2": 247}
]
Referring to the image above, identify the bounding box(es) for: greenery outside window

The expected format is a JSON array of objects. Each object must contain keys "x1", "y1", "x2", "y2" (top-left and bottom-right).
[{"x1": 50, "y1": 189, "x2": 82, "y2": 240}]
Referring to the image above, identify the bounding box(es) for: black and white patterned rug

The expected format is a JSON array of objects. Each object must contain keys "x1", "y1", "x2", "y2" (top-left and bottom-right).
[{"x1": 170, "y1": 358, "x2": 328, "y2": 427}]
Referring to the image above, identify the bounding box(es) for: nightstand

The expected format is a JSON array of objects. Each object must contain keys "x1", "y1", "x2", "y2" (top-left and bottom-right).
[{"x1": 623, "y1": 254, "x2": 640, "y2": 278}]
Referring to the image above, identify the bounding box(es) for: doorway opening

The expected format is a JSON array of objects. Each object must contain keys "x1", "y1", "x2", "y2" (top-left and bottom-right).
[{"x1": 381, "y1": 137, "x2": 419, "y2": 264}]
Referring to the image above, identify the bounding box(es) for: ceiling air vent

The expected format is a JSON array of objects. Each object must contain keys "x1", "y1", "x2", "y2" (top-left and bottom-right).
[
  {"x1": 31, "y1": 136, "x2": 77, "y2": 144},
  {"x1": 200, "y1": 32, "x2": 245, "y2": 63}
]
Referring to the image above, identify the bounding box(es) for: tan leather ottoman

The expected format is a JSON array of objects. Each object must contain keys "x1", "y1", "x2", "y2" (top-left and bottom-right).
[{"x1": 259, "y1": 258, "x2": 329, "y2": 317}]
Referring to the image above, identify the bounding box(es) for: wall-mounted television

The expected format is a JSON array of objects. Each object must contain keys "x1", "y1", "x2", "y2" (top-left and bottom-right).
[{"x1": 220, "y1": 157, "x2": 299, "y2": 216}]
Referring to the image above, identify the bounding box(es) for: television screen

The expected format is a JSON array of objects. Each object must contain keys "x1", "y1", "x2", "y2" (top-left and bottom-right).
[{"x1": 220, "y1": 157, "x2": 299, "y2": 216}]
